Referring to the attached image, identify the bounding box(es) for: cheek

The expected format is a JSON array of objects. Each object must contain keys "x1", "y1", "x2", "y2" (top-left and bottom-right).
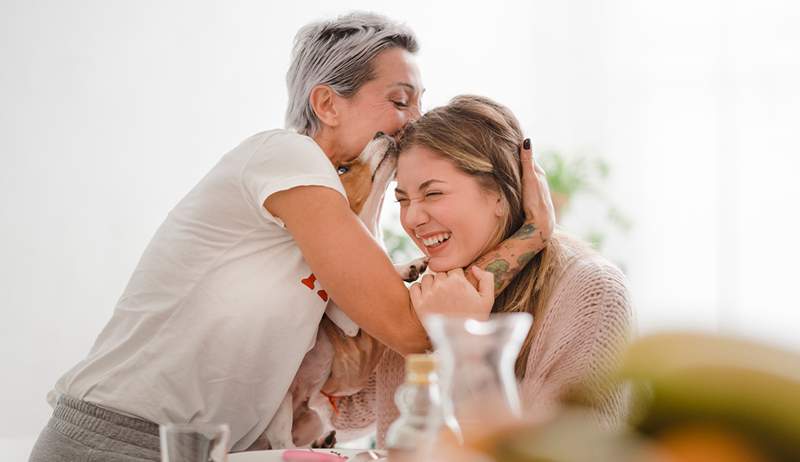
[
  {"x1": 381, "y1": 109, "x2": 408, "y2": 133},
  {"x1": 449, "y1": 200, "x2": 498, "y2": 255}
]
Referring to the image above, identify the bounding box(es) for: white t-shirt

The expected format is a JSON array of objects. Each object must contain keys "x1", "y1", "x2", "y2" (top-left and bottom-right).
[{"x1": 49, "y1": 129, "x2": 348, "y2": 451}]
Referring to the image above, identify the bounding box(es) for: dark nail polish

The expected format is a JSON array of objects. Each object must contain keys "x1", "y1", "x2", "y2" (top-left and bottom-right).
[{"x1": 523, "y1": 138, "x2": 531, "y2": 150}]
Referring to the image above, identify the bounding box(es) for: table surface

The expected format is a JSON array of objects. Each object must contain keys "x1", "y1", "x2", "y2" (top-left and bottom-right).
[{"x1": 228, "y1": 448, "x2": 370, "y2": 461}]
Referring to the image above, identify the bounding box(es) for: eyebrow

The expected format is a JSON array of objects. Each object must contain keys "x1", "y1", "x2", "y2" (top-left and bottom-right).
[
  {"x1": 395, "y1": 179, "x2": 446, "y2": 195},
  {"x1": 390, "y1": 82, "x2": 426, "y2": 95}
]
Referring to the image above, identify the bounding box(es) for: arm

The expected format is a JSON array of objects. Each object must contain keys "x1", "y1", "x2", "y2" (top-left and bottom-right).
[
  {"x1": 469, "y1": 139, "x2": 556, "y2": 293},
  {"x1": 266, "y1": 186, "x2": 428, "y2": 355},
  {"x1": 473, "y1": 222, "x2": 547, "y2": 293},
  {"x1": 266, "y1": 139, "x2": 553, "y2": 353}
]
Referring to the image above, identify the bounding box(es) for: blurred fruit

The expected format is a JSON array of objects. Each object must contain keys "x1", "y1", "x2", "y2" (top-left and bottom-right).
[
  {"x1": 619, "y1": 332, "x2": 800, "y2": 461},
  {"x1": 655, "y1": 424, "x2": 768, "y2": 462}
]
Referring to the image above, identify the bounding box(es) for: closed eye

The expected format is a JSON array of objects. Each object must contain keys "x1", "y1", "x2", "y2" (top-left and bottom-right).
[{"x1": 392, "y1": 100, "x2": 409, "y2": 108}]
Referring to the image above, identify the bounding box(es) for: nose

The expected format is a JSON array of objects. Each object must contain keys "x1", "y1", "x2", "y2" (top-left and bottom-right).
[
  {"x1": 402, "y1": 198, "x2": 429, "y2": 230},
  {"x1": 409, "y1": 105, "x2": 422, "y2": 122}
]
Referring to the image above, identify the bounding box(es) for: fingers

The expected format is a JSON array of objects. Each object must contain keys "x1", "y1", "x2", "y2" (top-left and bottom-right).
[
  {"x1": 409, "y1": 282, "x2": 422, "y2": 307},
  {"x1": 446, "y1": 268, "x2": 464, "y2": 278},
  {"x1": 520, "y1": 137, "x2": 534, "y2": 177},
  {"x1": 472, "y1": 266, "x2": 495, "y2": 302},
  {"x1": 433, "y1": 271, "x2": 448, "y2": 284},
  {"x1": 464, "y1": 266, "x2": 479, "y2": 289},
  {"x1": 421, "y1": 273, "x2": 434, "y2": 292},
  {"x1": 520, "y1": 137, "x2": 541, "y2": 196},
  {"x1": 518, "y1": 137, "x2": 556, "y2": 231}
]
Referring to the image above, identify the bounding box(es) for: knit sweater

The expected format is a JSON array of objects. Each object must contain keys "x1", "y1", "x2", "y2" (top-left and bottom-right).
[{"x1": 330, "y1": 249, "x2": 633, "y2": 447}]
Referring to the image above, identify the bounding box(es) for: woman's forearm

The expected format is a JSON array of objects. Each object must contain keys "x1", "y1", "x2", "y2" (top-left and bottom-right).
[
  {"x1": 471, "y1": 221, "x2": 548, "y2": 293},
  {"x1": 266, "y1": 186, "x2": 430, "y2": 355}
]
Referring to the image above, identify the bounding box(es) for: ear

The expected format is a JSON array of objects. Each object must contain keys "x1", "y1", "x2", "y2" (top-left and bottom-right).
[
  {"x1": 494, "y1": 194, "x2": 506, "y2": 217},
  {"x1": 309, "y1": 85, "x2": 340, "y2": 128}
]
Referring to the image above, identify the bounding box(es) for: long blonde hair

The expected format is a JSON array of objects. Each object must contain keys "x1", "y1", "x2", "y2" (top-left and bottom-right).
[{"x1": 399, "y1": 95, "x2": 588, "y2": 378}]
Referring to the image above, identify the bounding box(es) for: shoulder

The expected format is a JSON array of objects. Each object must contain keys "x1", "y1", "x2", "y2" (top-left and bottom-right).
[
  {"x1": 241, "y1": 128, "x2": 339, "y2": 186},
  {"x1": 547, "y1": 247, "x2": 633, "y2": 348},
  {"x1": 559, "y1": 248, "x2": 630, "y2": 311},
  {"x1": 245, "y1": 129, "x2": 325, "y2": 160},
  {"x1": 238, "y1": 129, "x2": 344, "y2": 222}
]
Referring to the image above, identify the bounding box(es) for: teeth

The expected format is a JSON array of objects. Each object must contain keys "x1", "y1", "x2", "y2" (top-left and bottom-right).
[{"x1": 422, "y1": 233, "x2": 451, "y2": 247}]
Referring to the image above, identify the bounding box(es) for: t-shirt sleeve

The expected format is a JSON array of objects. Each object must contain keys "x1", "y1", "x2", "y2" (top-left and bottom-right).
[{"x1": 240, "y1": 131, "x2": 347, "y2": 226}]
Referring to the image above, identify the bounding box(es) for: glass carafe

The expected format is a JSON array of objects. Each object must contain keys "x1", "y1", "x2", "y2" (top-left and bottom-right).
[{"x1": 423, "y1": 313, "x2": 533, "y2": 443}]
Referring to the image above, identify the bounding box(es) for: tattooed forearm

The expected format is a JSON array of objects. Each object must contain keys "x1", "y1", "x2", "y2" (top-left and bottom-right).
[
  {"x1": 469, "y1": 220, "x2": 548, "y2": 294},
  {"x1": 510, "y1": 223, "x2": 537, "y2": 240},
  {"x1": 517, "y1": 251, "x2": 537, "y2": 267},
  {"x1": 485, "y1": 259, "x2": 511, "y2": 291}
]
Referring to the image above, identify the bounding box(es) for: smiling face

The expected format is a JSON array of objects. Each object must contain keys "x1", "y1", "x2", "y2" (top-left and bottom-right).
[
  {"x1": 332, "y1": 48, "x2": 423, "y2": 164},
  {"x1": 396, "y1": 144, "x2": 505, "y2": 272}
]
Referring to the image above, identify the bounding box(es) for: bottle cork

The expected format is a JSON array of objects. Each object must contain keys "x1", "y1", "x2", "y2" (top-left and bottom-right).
[{"x1": 405, "y1": 354, "x2": 438, "y2": 384}]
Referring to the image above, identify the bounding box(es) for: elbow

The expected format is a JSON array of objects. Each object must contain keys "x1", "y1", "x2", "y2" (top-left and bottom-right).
[{"x1": 391, "y1": 325, "x2": 431, "y2": 356}]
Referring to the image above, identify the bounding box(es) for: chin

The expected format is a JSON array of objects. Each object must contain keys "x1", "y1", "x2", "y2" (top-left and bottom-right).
[{"x1": 427, "y1": 256, "x2": 467, "y2": 273}]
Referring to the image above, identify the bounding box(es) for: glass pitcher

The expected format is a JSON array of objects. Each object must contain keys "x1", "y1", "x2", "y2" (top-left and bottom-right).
[{"x1": 423, "y1": 312, "x2": 533, "y2": 443}]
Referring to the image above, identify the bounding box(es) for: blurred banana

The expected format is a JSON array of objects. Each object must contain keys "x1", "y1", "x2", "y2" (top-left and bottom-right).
[{"x1": 619, "y1": 332, "x2": 800, "y2": 461}]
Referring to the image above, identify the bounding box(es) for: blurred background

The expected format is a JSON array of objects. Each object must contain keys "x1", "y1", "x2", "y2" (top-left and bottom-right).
[{"x1": 2, "y1": 0, "x2": 799, "y2": 458}]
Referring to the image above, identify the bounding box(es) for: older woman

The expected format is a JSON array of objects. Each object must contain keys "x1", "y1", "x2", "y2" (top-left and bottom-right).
[
  {"x1": 333, "y1": 95, "x2": 631, "y2": 446},
  {"x1": 29, "y1": 13, "x2": 554, "y2": 461}
]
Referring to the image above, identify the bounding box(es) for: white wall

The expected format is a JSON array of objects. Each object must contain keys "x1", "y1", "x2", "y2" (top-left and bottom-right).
[{"x1": 2, "y1": 0, "x2": 799, "y2": 453}]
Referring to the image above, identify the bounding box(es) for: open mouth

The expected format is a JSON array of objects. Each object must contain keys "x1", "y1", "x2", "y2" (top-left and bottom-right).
[{"x1": 420, "y1": 232, "x2": 451, "y2": 249}]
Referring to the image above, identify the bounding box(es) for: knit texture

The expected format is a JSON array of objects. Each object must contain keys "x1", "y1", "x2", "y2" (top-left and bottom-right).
[{"x1": 331, "y1": 250, "x2": 633, "y2": 447}]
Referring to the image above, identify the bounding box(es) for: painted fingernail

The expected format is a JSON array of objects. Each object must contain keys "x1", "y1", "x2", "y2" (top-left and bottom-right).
[{"x1": 523, "y1": 138, "x2": 531, "y2": 150}]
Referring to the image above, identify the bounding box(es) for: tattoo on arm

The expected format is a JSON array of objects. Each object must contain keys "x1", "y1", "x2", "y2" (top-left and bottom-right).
[
  {"x1": 470, "y1": 221, "x2": 547, "y2": 295},
  {"x1": 517, "y1": 251, "x2": 537, "y2": 267},
  {"x1": 485, "y1": 259, "x2": 511, "y2": 291},
  {"x1": 510, "y1": 223, "x2": 537, "y2": 240}
]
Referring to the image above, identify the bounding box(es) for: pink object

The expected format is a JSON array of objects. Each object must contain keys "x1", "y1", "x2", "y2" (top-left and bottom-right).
[
  {"x1": 282, "y1": 449, "x2": 348, "y2": 462},
  {"x1": 331, "y1": 249, "x2": 634, "y2": 447}
]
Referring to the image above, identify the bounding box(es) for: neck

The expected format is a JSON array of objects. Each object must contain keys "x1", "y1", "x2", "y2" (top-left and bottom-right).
[{"x1": 312, "y1": 128, "x2": 341, "y2": 166}]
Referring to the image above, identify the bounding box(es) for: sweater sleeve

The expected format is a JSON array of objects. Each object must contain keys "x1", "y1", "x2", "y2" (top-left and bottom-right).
[
  {"x1": 330, "y1": 349, "x2": 406, "y2": 445},
  {"x1": 346, "y1": 257, "x2": 633, "y2": 446},
  {"x1": 329, "y1": 371, "x2": 379, "y2": 442},
  {"x1": 374, "y1": 350, "x2": 406, "y2": 448},
  {"x1": 519, "y1": 256, "x2": 633, "y2": 428}
]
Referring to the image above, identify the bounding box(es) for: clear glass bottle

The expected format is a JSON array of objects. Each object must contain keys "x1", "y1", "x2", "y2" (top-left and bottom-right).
[
  {"x1": 385, "y1": 354, "x2": 443, "y2": 459},
  {"x1": 423, "y1": 313, "x2": 533, "y2": 444}
]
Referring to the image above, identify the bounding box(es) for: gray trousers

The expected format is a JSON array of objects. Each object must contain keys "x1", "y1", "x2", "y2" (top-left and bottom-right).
[{"x1": 29, "y1": 396, "x2": 161, "y2": 462}]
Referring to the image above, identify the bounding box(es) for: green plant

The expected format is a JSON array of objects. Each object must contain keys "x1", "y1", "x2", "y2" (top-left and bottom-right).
[
  {"x1": 538, "y1": 149, "x2": 632, "y2": 250},
  {"x1": 383, "y1": 225, "x2": 422, "y2": 264},
  {"x1": 539, "y1": 149, "x2": 610, "y2": 198}
]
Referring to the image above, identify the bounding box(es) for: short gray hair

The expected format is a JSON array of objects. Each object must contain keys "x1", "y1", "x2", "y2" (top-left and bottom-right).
[{"x1": 285, "y1": 12, "x2": 419, "y2": 136}]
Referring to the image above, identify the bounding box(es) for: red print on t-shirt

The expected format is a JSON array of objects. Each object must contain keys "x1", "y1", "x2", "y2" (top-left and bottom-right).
[
  {"x1": 301, "y1": 274, "x2": 317, "y2": 290},
  {"x1": 301, "y1": 273, "x2": 328, "y2": 302}
]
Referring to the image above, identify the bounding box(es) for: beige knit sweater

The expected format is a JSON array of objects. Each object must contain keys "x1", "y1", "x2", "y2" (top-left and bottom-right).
[{"x1": 331, "y1": 249, "x2": 633, "y2": 447}]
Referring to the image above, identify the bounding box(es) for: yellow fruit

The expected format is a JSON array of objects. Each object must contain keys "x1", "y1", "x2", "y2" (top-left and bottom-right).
[{"x1": 619, "y1": 332, "x2": 800, "y2": 461}]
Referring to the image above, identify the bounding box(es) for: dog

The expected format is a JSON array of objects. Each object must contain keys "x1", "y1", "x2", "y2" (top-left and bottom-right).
[{"x1": 250, "y1": 133, "x2": 427, "y2": 450}]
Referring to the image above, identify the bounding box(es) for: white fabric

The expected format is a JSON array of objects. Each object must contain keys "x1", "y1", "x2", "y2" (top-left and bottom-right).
[
  {"x1": 48, "y1": 129, "x2": 348, "y2": 451},
  {"x1": 325, "y1": 303, "x2": 360, "y2": 337}
]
